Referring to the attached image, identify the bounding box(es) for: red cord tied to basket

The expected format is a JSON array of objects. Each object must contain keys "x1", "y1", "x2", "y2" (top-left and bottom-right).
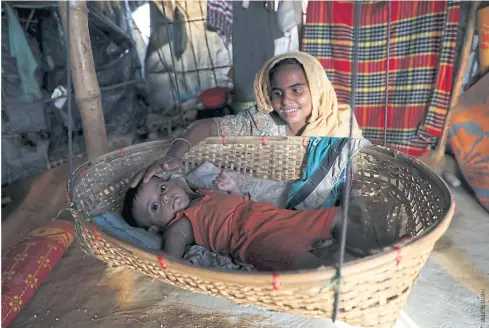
[
  {"x1": 81, "y1": 167, "x2": 87, "y2": 176},
  {"x1": 272, "y1": 273, "x2": 282, "y2": 291},
  {"x1": 93, "y1": 225, "x2": 101, "y2": 243},
  {"x1": 451, "y1": 199, "x2": 458, "y2": 214},
  {"x1": 119, "y1": 148, "x2": 125, "y2": 158},
  {"x1": 158, "y1": 255, "x2": 169, "y2": 271},
  {"x1": 221, "y1": 135, "x2": 226, "y2": 145},
  {"x1": 261, "y1": 136, "x2": 266, "y2": 145}
]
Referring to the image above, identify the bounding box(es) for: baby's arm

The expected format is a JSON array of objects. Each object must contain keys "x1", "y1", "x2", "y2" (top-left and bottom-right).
[
  {"x1": 214, "y1": 170, "x2": 257, "y2": 201},
  {"x1": 161, "y1": 216, "x2": 194, "y2": 258},
  {"x1": 214, "y1": 170, "x2": 242, "y2": 195}
]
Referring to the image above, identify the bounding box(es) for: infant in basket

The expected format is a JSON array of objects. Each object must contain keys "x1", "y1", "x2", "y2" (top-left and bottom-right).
[{"x1": 122, "y1": 171, "x2": 376, "y2": 271}]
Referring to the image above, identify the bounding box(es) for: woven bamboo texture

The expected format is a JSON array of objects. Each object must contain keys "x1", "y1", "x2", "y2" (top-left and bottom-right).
[{"x1": 69, "y1": 137, "x2": 454, "y2": 328}]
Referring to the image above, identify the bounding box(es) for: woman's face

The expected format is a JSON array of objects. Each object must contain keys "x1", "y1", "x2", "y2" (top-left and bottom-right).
[{"x1": 270, "y1": 64, "x2": 313, "y2": 127}]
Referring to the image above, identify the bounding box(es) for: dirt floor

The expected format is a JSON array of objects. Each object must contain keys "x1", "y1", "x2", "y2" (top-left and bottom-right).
[
  {"x1": 2, "y1": 155, "x2": 488, "y2": 328},
  {"x1": 7, "y1": 245, "x2": 281, "y2": 328}
]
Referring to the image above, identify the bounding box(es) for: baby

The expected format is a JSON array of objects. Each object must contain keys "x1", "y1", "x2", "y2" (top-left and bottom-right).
[{"x1": 122, "y1": 171, "x2": 368, "y2": 271}]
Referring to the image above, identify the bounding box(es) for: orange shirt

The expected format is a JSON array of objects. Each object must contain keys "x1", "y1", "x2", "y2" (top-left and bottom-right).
[{"x1": 172, "y1": 190, "x2": 337, "y2": 271}]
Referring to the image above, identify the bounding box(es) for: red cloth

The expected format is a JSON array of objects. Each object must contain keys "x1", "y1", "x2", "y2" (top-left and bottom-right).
[
  {"x1": 172, "y1": 190, "x2": 337, "y2": 271},
  {"x1": 2, "y1": 220, "x2": 75, "y2": 327}
]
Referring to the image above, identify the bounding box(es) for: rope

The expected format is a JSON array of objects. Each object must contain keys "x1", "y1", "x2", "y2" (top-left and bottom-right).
[
  {"x1": 65, "y1": 1, "x2": 73, "y2": 200},
  {"x1": 384, "y1": 1, "x2": 391, "y2": 147},
  {"x1": 124, "y1": 0, "x2": 144, "y2": 78},
  {"x1": 332, "y1": 0, "x2": 362, "y2": 322},
  {"x1": 184, "y1": 1, "x2": 202, "y2": 86},
  {"x1": 161, "y1": 3, "x2": 183, "y2": 117},
  {"x1": 198, "y1": 1, "x2": 218, "y2": 87}
]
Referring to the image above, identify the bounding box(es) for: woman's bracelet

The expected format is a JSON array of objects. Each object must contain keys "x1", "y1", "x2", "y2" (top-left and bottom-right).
[{"x1": 170, "y1": 137, "x2": 192, "y2": 153}]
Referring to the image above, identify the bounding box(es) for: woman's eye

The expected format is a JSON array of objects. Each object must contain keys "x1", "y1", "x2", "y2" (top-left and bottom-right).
[
  {"x1": 151, "y1": 202, "x2": 159, "y2": 212},
  {"x1": 160, "y1": 185, "x2": 167, "y2": 193},
  {"x1": 293, "y1": 87, "x2": 303, "y2": 93},
  {"x1": 272, "y1": 90, "x2": 282, "y2": 97}
]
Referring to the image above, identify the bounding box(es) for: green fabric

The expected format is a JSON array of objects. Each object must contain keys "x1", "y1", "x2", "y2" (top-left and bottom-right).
[
  {"x1": 231, "y1": 100, "x2": 257, "y2": 114},
  {"x1": 6, "y1": 4, "x2": 42, "y2": 102},
  {"x1": 173, "y1": 7, "x2": 187, "y2": 61}
]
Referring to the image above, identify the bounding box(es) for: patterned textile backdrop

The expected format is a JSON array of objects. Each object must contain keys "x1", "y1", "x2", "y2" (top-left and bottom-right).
[
  {"x1": 302, "y1": 1, "x2": 460, "y2": 157},
  {"x1": 449, "y1": 104, "x2": 489, "y2": 213},
  {"x1": 2, "y1": 220, "x2": 75, "y2": 327}
]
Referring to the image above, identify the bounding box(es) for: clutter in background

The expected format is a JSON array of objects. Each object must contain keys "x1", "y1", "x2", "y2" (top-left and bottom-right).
[
  {"x1": 448, "y1": 72, "x2": 489, "y2": 213},
  {"x1": 1, "y1": 2, "x2": 144, "y2": 185}
]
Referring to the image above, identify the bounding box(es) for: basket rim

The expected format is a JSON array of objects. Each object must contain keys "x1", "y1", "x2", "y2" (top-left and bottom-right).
[{"x1": 70, "y1": 137, "x2": 454, "y2": 285}]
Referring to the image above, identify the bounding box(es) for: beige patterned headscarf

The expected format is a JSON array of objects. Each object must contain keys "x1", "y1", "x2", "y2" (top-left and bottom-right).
[{"x1": 254, "y1": 51, "x2": 362, "y2": 138}]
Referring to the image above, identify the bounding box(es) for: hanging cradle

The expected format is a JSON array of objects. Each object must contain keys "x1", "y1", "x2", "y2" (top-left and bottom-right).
[{"x1": 68, "y1": 137, "x2": 454, "y2": 328}]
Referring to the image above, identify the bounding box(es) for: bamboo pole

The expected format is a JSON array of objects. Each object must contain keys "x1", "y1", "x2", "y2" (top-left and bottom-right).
[
  {"x1": 58, "y1": 0, "x2": 108, "y2": 160},
  {"x1": 420, "y1": 2, "x2": 479, "y2": 171},
  {"x1": 478, "y1": 5, "x2": 489, "y2": 73}
]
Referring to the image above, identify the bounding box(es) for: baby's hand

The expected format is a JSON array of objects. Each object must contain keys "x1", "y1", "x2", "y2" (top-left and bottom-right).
[{"x1": 213, "y1": 170, "x2": 241, "y2": 194}]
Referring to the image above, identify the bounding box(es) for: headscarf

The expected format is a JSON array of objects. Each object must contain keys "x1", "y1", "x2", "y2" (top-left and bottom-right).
[{"x1": 254, "y1": 51, "x2": 362, "y2": 138}]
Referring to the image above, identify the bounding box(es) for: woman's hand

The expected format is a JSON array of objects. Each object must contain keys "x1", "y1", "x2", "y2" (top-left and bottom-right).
[
  {"x1": 213, "y1": 170, "x2": 241, "y2": 195},
  {"x1": 130, "y1": 155, "x2": 183, "y2": 188}
]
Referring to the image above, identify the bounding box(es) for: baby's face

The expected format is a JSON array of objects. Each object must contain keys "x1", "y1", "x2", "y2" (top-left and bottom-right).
[{"x1": 134, "y1": 177, "x2": 190, "y2": 228}]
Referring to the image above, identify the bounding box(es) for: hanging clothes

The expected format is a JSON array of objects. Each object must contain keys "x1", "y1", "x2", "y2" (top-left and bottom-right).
[
  {"x1": 206, "y1": 0, "x2": 233, "y2": 46},
  {"x1": 274, "y1": 25, "x2": 299, "y2": 56},
  {"x1": 274, "y1": 1, "x2": 302, "y2": 56},
  {"x1": 5, "y1": 4, "x2": 42, "y2": 102},
  {"x1": 301, "y1": 1, "x2": 460, "y2": 157},
  {"x1": 232, "y1": 1, "x2": 283, "y2": 103}
]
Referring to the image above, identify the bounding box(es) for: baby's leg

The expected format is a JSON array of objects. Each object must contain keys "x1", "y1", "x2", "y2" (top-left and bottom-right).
[
  {"x1": 293, "y1": 251, "x2": 332, "y2": 270},
  {"x1": 311, "y1": 241, "x2": 359, "y2": 266}
]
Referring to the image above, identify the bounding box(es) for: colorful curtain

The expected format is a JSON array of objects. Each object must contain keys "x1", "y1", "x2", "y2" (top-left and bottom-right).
[{"x1": 301, "y1": 1, "x2": 460, "y2": 157}]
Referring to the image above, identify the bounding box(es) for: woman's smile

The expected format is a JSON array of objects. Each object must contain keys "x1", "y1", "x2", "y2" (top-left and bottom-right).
[{"x1": 281, "y1": 107, "x2": 300, "y2": 116}]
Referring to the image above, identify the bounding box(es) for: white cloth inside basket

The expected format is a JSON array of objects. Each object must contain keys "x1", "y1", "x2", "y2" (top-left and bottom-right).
[{"x1": 172, "y1": 161, "x2": 294, "y2": 208}]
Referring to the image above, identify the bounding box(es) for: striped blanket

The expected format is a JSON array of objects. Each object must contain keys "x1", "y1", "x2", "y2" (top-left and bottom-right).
[
  {"x1": 301, "y1": 1, "x2": 460, "y2": 157},
  {"x1": 207, "y1": 0, "x2": 233, "y2": 46}
]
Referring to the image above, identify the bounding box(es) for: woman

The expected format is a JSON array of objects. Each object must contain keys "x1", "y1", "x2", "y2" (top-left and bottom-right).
[{"x1": 131, "y1": 51, "x2": 362, "y2": 187}]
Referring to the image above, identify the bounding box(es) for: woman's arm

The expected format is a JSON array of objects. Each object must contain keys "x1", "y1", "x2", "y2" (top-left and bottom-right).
[
  {"x1": 131, "y1": 111, "x2": 258, "y2": 187},
  {"x1": 167, "y1": 119, "x2": 218, "y2": 159},
  {"x1": 131, "y1": 119, "x2": 218, "y2": 187},
  {"x1": 169, "y1": 106, "x2": 271, "y2": 159}
]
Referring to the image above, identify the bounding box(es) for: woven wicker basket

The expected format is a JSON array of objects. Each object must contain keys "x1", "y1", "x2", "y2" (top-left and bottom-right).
[{"x1": 69, "y1": 137, "x2": 454, "y2": 328}]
